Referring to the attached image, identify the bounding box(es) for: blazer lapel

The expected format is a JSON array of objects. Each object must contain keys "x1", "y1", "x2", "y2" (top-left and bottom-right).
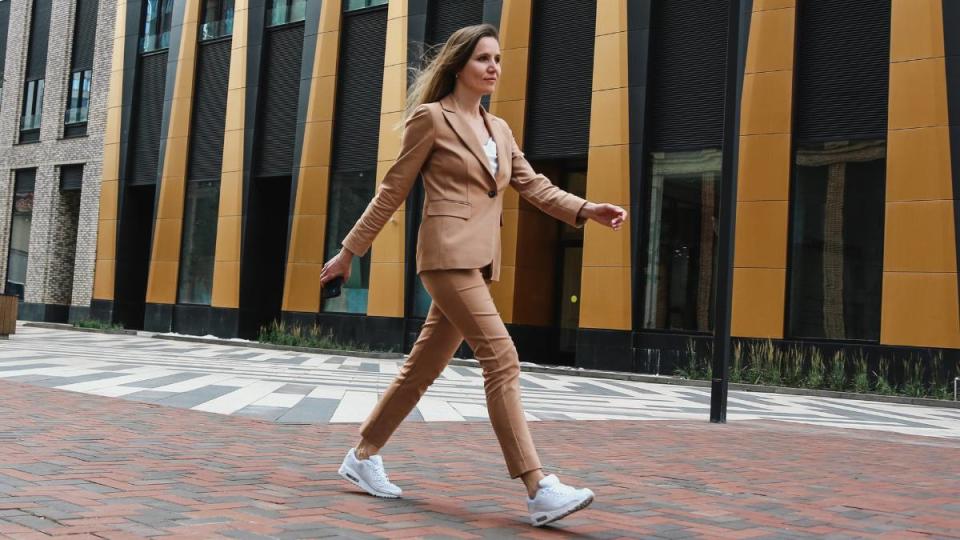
[{"x1": 440, "y1": 97, "x2": 497, "y2": 186}]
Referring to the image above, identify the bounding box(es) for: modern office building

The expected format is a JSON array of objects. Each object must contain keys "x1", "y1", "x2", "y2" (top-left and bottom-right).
[{"x1": 3, "y1": 0, "x2": 958, "y2": 375}]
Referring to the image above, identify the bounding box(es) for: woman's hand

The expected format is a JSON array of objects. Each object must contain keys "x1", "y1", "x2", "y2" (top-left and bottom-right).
[
  {"x1": 320, "y1": 247, "x2": 354, "y2": 286},
  {"x1": 581, "y1": 202, "x2": 628, "y2": 231}
]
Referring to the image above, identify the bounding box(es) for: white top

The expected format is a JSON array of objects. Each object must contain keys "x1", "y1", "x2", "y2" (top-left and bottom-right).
[{"x1": 483, "y1": 137, "x2": 498, "y2": 175}]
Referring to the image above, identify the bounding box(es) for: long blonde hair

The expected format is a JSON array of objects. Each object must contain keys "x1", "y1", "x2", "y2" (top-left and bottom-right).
[{"x1": 404, "y1": 24, "x2": 500, "y2": 121}]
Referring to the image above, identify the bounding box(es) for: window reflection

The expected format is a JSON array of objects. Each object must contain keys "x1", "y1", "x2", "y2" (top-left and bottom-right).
[
  {"x1": 322, "y1": 171, "x2": 374, "y2": 314},
  {"x1": 200, "y1": 0, "x2": 234, "y2": 40},
  {"x1": 141, "y1": 0, "x2": 173, "y2": 52},
  {"x1": 266, "y1": 0, "x2": 306, "y2": 26},
  {"x1": 641, "y1": 149, "x2": 720, "y2": 332},
  {"x1": 64, "y1": 70, "x2": 91, "y2": 125},
  {"x1": 20, "y1": 79, "x2": 44, "y2": 133},
  {"x1": 5, "y1": 171, "x2": 35, "y2": 299},
  {"x1": 178, "y1": 180, "x2": 220, "y2": 304},
  {"x1": 344, "y1": 0, "x2": 388, "y2": 11},
  {"x1": 788, "y1": 140, "x2": 885, "y2": 341}
]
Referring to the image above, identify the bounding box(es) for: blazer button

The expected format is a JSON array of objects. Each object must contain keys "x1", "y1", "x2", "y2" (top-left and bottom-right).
[{"x1": 488, "y1": 190, "x2": 497, "y2": 198}]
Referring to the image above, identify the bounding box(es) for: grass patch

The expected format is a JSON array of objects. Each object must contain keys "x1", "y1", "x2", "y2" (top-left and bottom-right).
[
  {"x1": 73, "y1": 319, "x2": 124, "y2": 331},
  {"x1": 675, "y1": 339, "x2": 957, "y2": 401},
  {"x1": 257, "y1": 320, "x2": 396, "y2": 353}
]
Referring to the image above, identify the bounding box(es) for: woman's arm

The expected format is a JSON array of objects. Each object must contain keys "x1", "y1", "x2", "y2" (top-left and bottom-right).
[
  {"x1": 321, "y1": 105, "x2": 435, "y2": 286},
  {"x1": 340, "y1": 104, "x2": 436, "y2": 258},
  {"x1": 507, "y1": 124, "x2": 627, "y2": 231}
]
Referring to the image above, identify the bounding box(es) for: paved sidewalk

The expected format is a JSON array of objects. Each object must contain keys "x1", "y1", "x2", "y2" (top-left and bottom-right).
[
  {"x1": 4, "y1": 326, "x2": 960, "y2": 439},
  {"x1": 1, "y1": 377, "x2": 959, "y2": 539}
]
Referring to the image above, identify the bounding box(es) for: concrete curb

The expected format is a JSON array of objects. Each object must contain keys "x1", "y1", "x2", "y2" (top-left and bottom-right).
[
  {"x1": 24, "y1": 321, "x2": 138, "y2": 335},
  {"x1": 20, "y1": 321, "x2": 960, "y2": 409},
  {"x1": 150, "y1": 333, "x2": 404, "y2": 360}
]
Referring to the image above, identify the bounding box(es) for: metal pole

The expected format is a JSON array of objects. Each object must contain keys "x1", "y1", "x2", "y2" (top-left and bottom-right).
[{"x1": 711, "y1": 0, "x2": 744, "y2": 423}]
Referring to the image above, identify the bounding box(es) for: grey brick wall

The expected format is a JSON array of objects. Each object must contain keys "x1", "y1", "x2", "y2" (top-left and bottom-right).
[{"x1": 0, "y1": 0, "x2": 117, "y2": 311}]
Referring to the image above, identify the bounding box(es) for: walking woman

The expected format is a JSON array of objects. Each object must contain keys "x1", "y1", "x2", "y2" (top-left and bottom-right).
[{"x1": 321, "y1": 24, "x2": 627, "y2": 527}]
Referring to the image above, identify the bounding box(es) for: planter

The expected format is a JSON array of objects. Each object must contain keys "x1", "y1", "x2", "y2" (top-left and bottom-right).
[{"x1": 0, "y1": 295, "x2": 18, "y2": 338}]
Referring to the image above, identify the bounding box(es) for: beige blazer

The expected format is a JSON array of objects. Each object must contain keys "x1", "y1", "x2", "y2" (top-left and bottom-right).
[{"x1": 341, "y1": 95, "x2": 588, "y2": 282}]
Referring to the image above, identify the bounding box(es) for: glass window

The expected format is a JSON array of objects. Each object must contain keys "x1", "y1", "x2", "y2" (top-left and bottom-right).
[
  {"x1": 640, "y1": 149, "x2": 721, "y2": 332},
  {"x1": 322, "y1": 170, "x2": 375, "y2": 314},
  {"x1": 787, "y1": 140, "x2": 885, "y2": 341},
  {"x1": 20, "y1": 79, "x2": 44, "y2": 133},
  {"x1": 64, "y1": 70, "x2": 92, "y2": 125},
  {"x1": 345, "y1": 0, "x2": 387, "y2": 11},
  {"x1": 200, "y1": 0, "x2": 234, "y2": 40},
  {"x1": 266, "y1": 0, "x2": 306, "y2": 26},
  {"x1": 5, "y1": 172, "x2": 35, "y2": 299},
  {"x1": 141, "y1": 0, "x2": 173, "y2": 52},
  {"x1": 177, "y1": 180, "x2": 220, "y2": 304}
]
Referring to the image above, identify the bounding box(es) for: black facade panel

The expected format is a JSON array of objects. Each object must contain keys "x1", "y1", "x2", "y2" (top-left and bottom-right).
[
  {"x1": 26, "y1": 0, "x2": 52, "y2": 80},
  {"x1": 128, "y1": 52, "x2": 168, "y2": 185},
  {"x1": 60, "y1": 164, "x2": 84, "y2": 191},
  {"x1": 795, "y1": 0, "x2": 891, "y2": 142},
  {"x1": 648, "y1": 0, "x2": 728, "y2": 152},
  {"x1": 188, "y1": 39, "x2": 231, "y2": 182},
  {"x1": 428, "y1": 0, "x2": 483, "y2": 46},
  {"x1": 331, "y1": 8, "x2": 387, "y2": 173},
  {"x1": 524, "y1": 0, "x2": 595, "y2": 161},
  {"x1": 71, "y1": 0, "x2": 99, "y2": 70},
  {"x1": 0, "y1": 0, "x2": 9, "y2": 78},
  {"x1": 255, "y1": 24, "x2": 304, "y2": 178}
]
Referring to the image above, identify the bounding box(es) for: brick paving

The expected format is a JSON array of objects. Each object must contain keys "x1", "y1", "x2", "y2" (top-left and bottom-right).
[{"x1": 0, "y1": 378, "x2": 959, "y2": 539}]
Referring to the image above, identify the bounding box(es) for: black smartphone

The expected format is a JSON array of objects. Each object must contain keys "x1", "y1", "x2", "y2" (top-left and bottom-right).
[{"x1": 321, "y1": 276, "x2": 344, "y2": 300}]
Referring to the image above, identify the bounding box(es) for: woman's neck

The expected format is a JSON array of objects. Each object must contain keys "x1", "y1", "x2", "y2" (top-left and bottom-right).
[{"x1": 449, "y1": 87, "x2": 484, "y2": 119}]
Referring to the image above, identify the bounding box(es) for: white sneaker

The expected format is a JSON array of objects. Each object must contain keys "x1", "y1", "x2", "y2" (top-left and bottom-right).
[
  {"x1": 527, "y1": 474, "x2": 595, "y2": 527},
  {"x1": 338, "y1": 448, "x2": 402, "y2": 498}
]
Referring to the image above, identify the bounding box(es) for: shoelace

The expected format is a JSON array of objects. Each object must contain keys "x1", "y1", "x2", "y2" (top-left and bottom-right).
[
  {"x1": 367, "y1": 460, "x2": 392, "y2": 487},
  {"x1": 539, "y1": 482, "x2": 575, "y2": 498}
]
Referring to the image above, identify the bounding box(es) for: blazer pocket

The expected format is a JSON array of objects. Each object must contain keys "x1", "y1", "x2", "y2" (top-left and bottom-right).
[{"x1": 426, "y1": 200, "x2": 471, "y2": 219}]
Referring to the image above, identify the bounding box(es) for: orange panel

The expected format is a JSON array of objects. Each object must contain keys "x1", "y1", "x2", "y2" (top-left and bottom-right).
[
  {"x1": 883, "y1": 200, "x2": 958, "y2": 273},
  {"x1": 586, "y1": 145, "x2": 630, "y2": 205},
  {"x1": 754, "y1": 0, "x2": 795, "y2": 11},
  {"x1": 211, "y1": 260, "x2": 240, "y2": 308},
  {"x1": 740, "y1": 70, "x2": 793, "y2": 136},
  {"x1": 367, "y1": 262, "x2": 405, "y2": 317},
  {"x1": 888, "y1": 57, "x2": 949, "y2": 130},
  {"x1": 579, "y1": 265, "x2": 631, "y2": 330},
  {"x1": 282, "y1": 263, "x2": 322, "y2": 313},
  {"x1": 731, "y1": 267, "x2": 786, "y2": 338},
  {"x1": 738, "y1": 134, "x2": 791, "y2": 202},
  {"x1": 886, "y1": 126, "x2": 953, "y2": 202},
  {"x1": 745, "y1": 7, "x2": 795, "y2": 74},
  {"x1": 588, "y1": 87, "x2": 629, "y2": 147},
  {"x1": 881, "y1": 272, "x2": 960, "y2": 348},
  {"x1": 592, "y1": 32, "x2": 628, "y2": 92},
  {"x1": 733, "y1": 201, "x2": 789, "y2": 269},
  {"x1": 890, "y1": 0, "x2": 945, "y2": 62}
]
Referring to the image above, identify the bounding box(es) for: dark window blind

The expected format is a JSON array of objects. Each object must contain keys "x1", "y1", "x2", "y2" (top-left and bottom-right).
[
  {"x1": 188, "y1": 39, "x2": 231, "y2": 182},
  {"x1": 26, "y1": 0, "x2": 52, "y2": 80},
  {"x1": 794, "y1": 0, "x2": 891, "y2": 142},
  {"x1": 648, "y1": 0, "x2": 729, "y2": 152},
  {"x1": 128, "y1": 51, "x2": 167, "y2": 185},
  {"x1": 524, "y1": 0, "x2": 595, "y2": 161},
  {"x1": 331, "y1": 7, "x2": 387, "y2": 173},
  {"x1": 0, "y1": 1, "x2": 10, "y2": 79},
  {"x1": 60, "y1": 164, "x2": 84, "y2": 191},
  {"x1": 71, "y1": 0, "x2": 99, "y2": 70},
  {"x1": 255, "y1": 23, "x2": 304, "y2": 177},
  {"x1": 428, "y1": 0, "x2": 483, "y2": 46}
]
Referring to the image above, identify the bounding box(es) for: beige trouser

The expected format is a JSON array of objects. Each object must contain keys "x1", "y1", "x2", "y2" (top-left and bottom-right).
[{"x1": 359, "y1": 267, "x2": 542, "y2": 479}]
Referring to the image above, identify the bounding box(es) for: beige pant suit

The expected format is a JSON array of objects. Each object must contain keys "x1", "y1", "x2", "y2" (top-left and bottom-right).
[{"x1": 341, "y1": 95, "x2": 588, "y2": 478}]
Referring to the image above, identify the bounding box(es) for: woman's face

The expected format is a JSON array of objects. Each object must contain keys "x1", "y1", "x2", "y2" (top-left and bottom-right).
[{"x1": 457, "y1": 36, "x2": 501, "y2": 96}]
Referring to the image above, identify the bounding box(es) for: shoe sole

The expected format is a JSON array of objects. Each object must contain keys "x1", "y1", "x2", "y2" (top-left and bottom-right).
[
  {"x1": 338, "y1": 463, "x2": 401, "y2": 499},
  {"x1": 530, "y1": 492, "x2": 595, "y2": 527}
]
